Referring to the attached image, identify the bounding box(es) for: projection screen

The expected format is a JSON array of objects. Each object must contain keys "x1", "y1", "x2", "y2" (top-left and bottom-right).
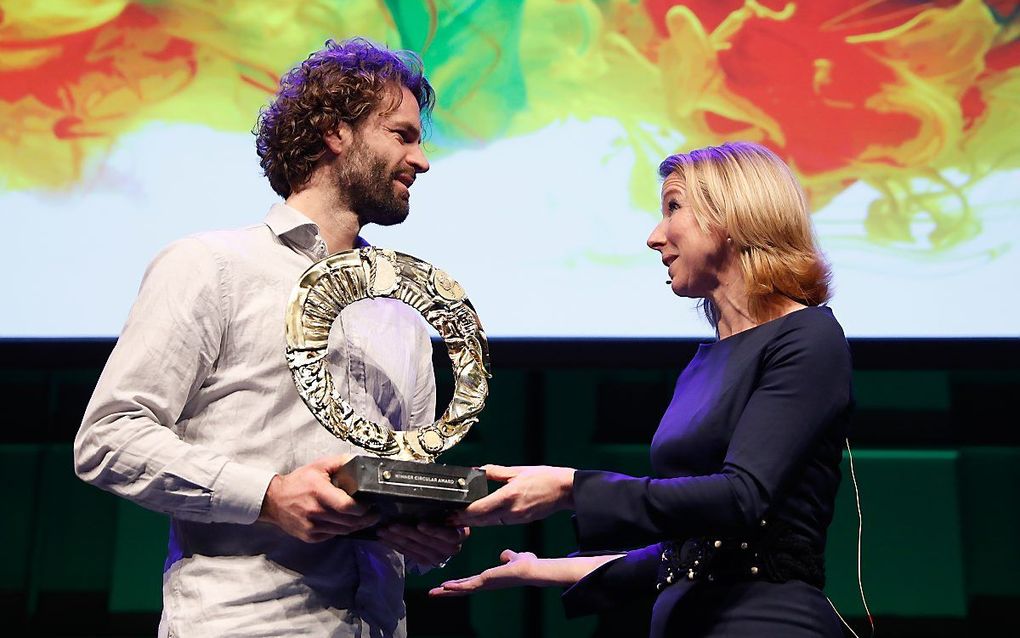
[{"x1": 2, "y1": 1, "x2": 1018, "y2": 338}]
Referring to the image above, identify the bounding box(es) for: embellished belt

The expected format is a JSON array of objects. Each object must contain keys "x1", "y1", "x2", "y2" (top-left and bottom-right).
[{"x1": 656, "y1": 520, "x2": 825, "y2": 591}]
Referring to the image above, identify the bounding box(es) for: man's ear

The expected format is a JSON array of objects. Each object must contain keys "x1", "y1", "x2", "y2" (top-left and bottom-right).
[{"x1": 323, "y1": 121, "x2": 353, "y2": 156}]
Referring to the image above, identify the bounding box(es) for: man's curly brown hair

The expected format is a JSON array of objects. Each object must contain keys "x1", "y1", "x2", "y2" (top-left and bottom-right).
[{"x1": 254, "y1": 38, "x2": 435, "y2": 198}]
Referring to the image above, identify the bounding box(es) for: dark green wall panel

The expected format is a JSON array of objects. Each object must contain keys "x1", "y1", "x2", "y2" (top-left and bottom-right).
[
  {"x1": 28, "y1": 445, "x2": 118, "y2": 613},
  {"x1": 108, "y1": 502, "x2": 167, "y2": 613},
  {"x1": 0, "y1": 445, "x2": 41, "y2": 591},
  {"x1": 826, "y1": 450, "x2": 967, "y2": 617},
  {"x1": 958, "y1": 447, "x2": 1020, "y2": 598}
]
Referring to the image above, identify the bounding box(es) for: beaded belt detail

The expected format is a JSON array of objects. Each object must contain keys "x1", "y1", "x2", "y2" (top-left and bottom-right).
[
  {"x1": 655, "y1": 519, "x2": 825, "y2": 592},
  {"x1": 657, "y1": 523, "x2": 766, "y2": 590}
]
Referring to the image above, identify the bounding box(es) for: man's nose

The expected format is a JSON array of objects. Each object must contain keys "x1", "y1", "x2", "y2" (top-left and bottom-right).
[{"x1": 409, "y1": 143, "x2": 430, "y2": 173}]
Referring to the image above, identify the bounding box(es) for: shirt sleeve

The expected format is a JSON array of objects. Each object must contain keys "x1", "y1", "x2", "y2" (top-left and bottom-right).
[
  {"x1": 572, "y1": 317, "x2": 853, "y2": 550},
  {"x1": 73, "y1": 238, "x2": 277, "y2": 524}
]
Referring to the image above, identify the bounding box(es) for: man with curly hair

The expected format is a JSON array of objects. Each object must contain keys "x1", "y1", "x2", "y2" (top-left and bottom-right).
[{"x1": 75, "y1": 38, "x2": 464, "y2": 637}]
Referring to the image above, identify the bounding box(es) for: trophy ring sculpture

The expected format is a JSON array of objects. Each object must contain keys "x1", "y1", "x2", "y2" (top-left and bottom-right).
[{"x1": 285, "y1": 247, "x2": 491, "y2": 463}]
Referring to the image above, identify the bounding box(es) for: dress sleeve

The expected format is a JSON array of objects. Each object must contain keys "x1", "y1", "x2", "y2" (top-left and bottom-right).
[
  {"x1": 73, "y1": 238, "x2": 276, "y2": 524},
  {"x1": 560, "y1": 543, "x2": 662, "y2": 617},
  {"x1": 572, "y1": 317, "x2": 852, "y2": 550}
]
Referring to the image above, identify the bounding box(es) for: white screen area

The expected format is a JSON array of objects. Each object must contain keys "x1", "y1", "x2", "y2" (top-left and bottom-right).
[{"x1": 3, "y1": 119, "x2": 1017, "y2": 338}]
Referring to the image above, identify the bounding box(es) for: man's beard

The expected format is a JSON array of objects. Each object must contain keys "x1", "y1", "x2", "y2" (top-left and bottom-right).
[{"x1": 337, "y1": 144, "x2": 409, "y2": 227}]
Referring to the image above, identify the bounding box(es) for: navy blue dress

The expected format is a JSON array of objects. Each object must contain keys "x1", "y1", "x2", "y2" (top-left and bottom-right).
[{"x1": 562, "y1": 306, "x2": 853, "y2": 637}]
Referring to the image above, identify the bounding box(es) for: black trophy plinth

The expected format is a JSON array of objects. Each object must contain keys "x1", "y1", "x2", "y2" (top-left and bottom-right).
[{"x1": 332, "y1": 456, "x2": 487, "y2": 528}]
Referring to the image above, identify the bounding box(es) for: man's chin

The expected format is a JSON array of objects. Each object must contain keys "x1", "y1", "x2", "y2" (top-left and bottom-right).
[
  {"x1": 374, "y1": 213, "x2": 409, "y2": 227},
  {"x1": 361, "y1": 205, "x2": 409, "y2": 227}
]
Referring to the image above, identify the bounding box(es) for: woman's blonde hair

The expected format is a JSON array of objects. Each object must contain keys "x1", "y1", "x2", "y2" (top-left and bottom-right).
[{"x1": 658, "y1": 141, "x2": 832, "y2": 327}]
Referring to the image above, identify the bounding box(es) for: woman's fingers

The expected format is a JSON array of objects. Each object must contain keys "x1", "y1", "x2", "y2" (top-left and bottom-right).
[
  {"x1": 449, "y1": 488, "x2": 514, "y2": 526},
  {"x1": 428, "y1": 549, "x2": 539, "y2": 597},
  {"x1": 480, "y1": 464, "x2": 520, "y2": 482}
]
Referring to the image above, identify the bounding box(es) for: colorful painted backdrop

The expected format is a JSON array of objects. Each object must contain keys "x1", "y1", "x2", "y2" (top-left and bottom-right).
[{"x1": 2, "y1": 0, "x2": 1018, "y2": 337}]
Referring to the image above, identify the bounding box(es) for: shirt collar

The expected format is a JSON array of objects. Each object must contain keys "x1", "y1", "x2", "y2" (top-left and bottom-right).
[{"x1": 264, "y1": 202, "x2": 370, "y2": 250}]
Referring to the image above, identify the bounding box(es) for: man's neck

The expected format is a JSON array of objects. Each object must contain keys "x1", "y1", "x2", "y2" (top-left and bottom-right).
[{"x1": 285, "y1": 181, "x2": 361, "y2": 253}]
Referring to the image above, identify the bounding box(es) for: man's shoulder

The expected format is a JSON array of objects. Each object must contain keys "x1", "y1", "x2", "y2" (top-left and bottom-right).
[
  {"x1": 183, "y1": 223, "x2": 274, "y2": 253},
  {"x1": 153, "y1": 223, "x2": 274, "y2": 264}
]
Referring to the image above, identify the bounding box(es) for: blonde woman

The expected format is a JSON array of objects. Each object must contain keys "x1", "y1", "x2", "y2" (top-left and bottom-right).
[{"x1": 434, "y1": 142, "x2": 852, "y2": 637}]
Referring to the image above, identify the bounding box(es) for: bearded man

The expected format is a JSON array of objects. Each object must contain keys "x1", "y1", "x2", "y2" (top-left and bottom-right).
[{"x1": 75, "y1": 38, "x2": 466, "y2": 637}]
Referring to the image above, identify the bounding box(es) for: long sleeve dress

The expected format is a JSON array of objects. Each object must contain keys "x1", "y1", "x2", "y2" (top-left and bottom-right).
[{"x1": 562, "y1": 305, "x2": 854, "y2": 637}]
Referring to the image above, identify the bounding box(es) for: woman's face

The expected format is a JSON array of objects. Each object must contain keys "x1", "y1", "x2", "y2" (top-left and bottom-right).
[{"x1": 647, "y1": 174, "x2": 731, "y2": 298}]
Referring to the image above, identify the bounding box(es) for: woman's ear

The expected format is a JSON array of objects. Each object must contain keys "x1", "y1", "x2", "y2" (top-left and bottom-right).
[{"x1": 323, "y1": 121, "x2": 353, "y2": 156}]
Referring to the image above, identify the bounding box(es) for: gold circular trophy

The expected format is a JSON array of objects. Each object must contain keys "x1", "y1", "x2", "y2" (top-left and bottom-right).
[{"x1": 285, "y1": 247, "x2": 491, "y2": 525}]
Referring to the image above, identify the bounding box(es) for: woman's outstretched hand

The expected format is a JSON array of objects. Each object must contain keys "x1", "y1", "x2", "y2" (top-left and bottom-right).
[
  {"x1": 429, "y1": 550, "x2": 623, "y2": 597},
  {"x1": 429, "y1": 549, "x2": 542, "y2": 596},
  {"x1": 450, "y1": 464, "x2": 576, "y2": 527}
]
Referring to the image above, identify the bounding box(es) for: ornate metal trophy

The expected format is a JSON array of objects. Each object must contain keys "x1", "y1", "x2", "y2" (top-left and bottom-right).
[{"x1": 285, "y1": 247, "x2": 490, "y2": 526}]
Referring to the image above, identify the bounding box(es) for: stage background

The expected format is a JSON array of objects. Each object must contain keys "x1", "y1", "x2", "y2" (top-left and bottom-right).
[
  {"x1": 2, "y1": 1, "x2": 1018, "y2": 636},
  {"x1": 1, "y1": 339, "x2": 1018, "y2": 637}
]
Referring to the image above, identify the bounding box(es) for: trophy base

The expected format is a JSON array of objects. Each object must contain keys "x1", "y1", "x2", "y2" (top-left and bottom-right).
[{"x1": 332, "y1": 456, "x2": 487, "y2": 531}]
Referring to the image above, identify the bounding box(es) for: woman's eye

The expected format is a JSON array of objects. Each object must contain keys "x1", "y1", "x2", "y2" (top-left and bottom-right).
[{"x1": 668, "y1": 201, "x2": 680, "y2": 212}]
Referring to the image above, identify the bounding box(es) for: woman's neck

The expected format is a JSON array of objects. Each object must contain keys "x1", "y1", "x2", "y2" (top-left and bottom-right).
[
  {"x1": 712, "y1": 293, "x2": 755, "y2": 340},
  {"x1": 711, "y1": 291, "x2": 807, "y2": 340}
]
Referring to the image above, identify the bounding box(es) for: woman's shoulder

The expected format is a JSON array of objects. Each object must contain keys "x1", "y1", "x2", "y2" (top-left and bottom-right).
[
  {"x1": 769, "y1": 305, "x2": 852, "y2": 366},
  {"x1": 703, "y1": 306, "x2": 849, "y2": 365},
  {"x1": 780, "y1": 305, "x2": 845, "y2": 336}
]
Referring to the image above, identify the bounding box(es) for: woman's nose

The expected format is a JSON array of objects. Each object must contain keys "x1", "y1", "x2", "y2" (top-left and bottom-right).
[{"x1": 647, "y1": 220, "x2": 666, "y2": 251}]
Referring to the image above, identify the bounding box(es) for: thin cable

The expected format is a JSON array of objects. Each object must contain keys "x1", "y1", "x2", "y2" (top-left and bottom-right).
[
  {"x1": 828, "y1": 595, "x2": 861, "y2": 638},
  {"x1": 845, "y1": 437, "x2": 875, "y2": 636}
]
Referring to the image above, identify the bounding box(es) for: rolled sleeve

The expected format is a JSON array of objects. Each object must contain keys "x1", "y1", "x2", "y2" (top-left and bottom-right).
[{"x1": 210, "y1": 460, "x2": 278, "y2": 524}]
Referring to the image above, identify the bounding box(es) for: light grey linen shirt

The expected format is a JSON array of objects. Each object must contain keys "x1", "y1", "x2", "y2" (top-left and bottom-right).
[{"x1": 75, "y1": 203, "x2": 436, "y2": 637}]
